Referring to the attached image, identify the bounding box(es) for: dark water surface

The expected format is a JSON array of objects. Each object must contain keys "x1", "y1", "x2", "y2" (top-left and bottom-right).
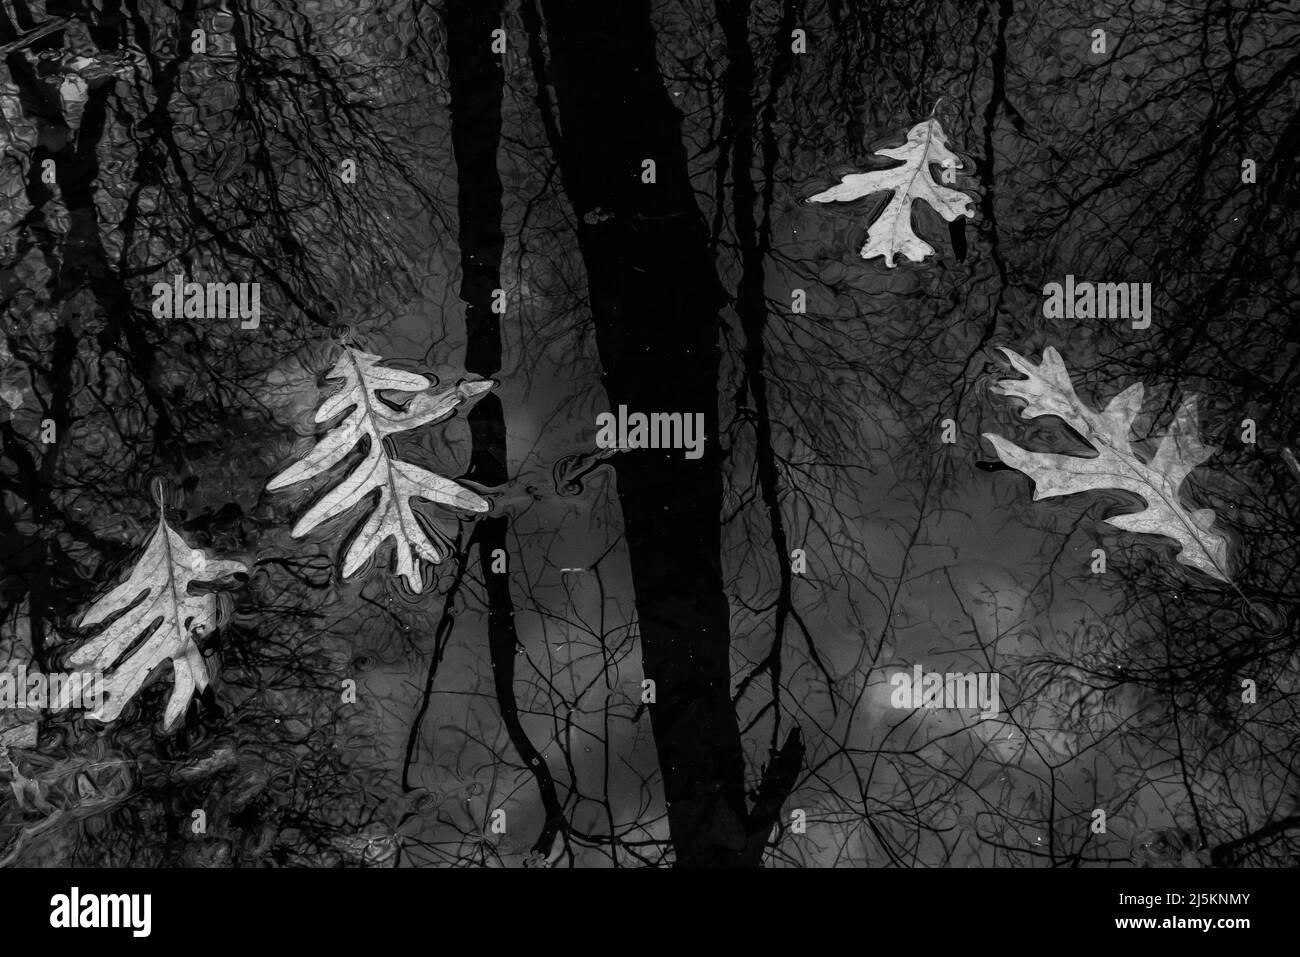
[{"x1": 1, "y1": 0, "x2": 1298, "y2": 868}]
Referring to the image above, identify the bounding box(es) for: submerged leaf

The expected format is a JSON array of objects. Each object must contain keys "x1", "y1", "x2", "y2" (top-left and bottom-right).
[
  {"x1": 61, "y1": 505, "x2": 246, "y2": 728},
  {"x1": 3, "y1": 752, "x2": 55, "y2": 815},
  {"x1": 808, "y1": 117, "x2": 975, "y2": 266},
  {"x1": 983, "y1": 346, "x2": 1231, "y2": 581},
  {"x1": 266, "y1": 346, "x2": 492, "y2": 591}
]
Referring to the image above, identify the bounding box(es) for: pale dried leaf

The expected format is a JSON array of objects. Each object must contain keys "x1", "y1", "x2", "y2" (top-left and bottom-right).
[
  {"x1": 266, "y1": 346, "x2": 491, "y2": 591},
  {"x1": 58, "y1": 73, "x2": 88, "y2": 133},
  {"x1": 983, "y1": 346, "x2": 1231, "y2": 581},
  {"x1": 62, "y1": 506, "x2": 246, "y2": 728},
  {"x1": 808, "y1": 117, "x2": 975, "y2": 266}
]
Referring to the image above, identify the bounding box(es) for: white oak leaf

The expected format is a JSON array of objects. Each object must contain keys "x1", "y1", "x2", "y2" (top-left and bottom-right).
[
  {"x1": 807, "y1": 117, "x2": 975, "y2": 266},
  {"x1": 983, "y1": 345, "x2": 1231, "y2": 581},
  {"x1": 266, "y1": 346, "x2": 492, "y2": 591},
  {"x1": 63, "y1": 506, "x2": 247, "y2": 728}
]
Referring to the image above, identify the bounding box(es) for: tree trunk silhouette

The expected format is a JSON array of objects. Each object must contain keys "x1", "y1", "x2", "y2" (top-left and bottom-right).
[
  {"x1": 535, "y1": 0, "x2": 802, "y2": 867},
  {"x1": 442, "y1": 0, "x2": 566, "y2": 858}
]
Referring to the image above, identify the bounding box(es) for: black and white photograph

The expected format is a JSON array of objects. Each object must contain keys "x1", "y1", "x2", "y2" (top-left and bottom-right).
[{"x1": 0, "y1": 0, "x2": 1294, "y2": 937}]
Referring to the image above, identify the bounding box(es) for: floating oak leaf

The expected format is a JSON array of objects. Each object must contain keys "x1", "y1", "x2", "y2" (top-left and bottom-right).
[
  {"x1": 983, "y1": 346, "x2": 1231, "y2": 582},
  {"x1": 61, "y1": 501, "x2": 247, "y2": 728},
  {"x1": 266, "y1": 345, "x2": 492, "y2": 591},
  {"x1": 807, "y1": 117, "x2": 974, "y2": 266}
]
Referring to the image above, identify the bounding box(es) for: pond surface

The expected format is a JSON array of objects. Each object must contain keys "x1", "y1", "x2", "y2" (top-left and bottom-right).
[{"x1": 1, "y1": 0, "x2": 1297, "y2": 868}]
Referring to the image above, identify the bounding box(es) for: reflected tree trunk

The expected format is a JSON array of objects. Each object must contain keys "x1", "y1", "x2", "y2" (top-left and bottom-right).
[
  {"x1": 443, "y1": 0, "x2": 564, "y2": 858},
  {"x1": 534, "y1": 0, "x2": 801, "y2": 867}
]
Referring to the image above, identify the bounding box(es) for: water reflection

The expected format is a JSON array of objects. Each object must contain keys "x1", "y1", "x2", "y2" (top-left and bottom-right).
[{"x1": 1, "y1": 0, "x2": 1297, "y2": 868}]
